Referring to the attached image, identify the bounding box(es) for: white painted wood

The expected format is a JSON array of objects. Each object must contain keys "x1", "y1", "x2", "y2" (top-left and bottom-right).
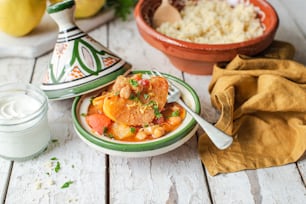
[
  {"x1": 106, "y1": 15, "x2": 211, "y2": 204},
  {"x1": 0, "y1": 0, "x2": 305, "y2": 203},
  {"x1": 275, "y1": 0, "x2": 306, "y2": 184},
  {"x1": 0, "y1": 159, "x2": 11, "y2": 203},
  {"x1": 205, "y1": 165, "x2": 306, "y2": 204},
  {"x1": 269, "y1": 0, "x2": 306, "y2": 64},
  {"x1": 298, "y1": 154, "x2": 306, "y2": 184},
  {"x1": 0, "y1": 58, "x2": 35, "y2": 83},
  {"x1": 3, "y1": 25, "x2": 109, "y2": 204},
  {"x1": 268, "y1": 0, "x2": 306, "y2": 186},
  {"x1": 5, "y1": 117, "x2": 107, "y2": 204},
  {"x1": 256, "y1": 165, "x2": 306, "y2": 204},
  {"x1": 0, "y1": 8, "x2": 115, "y2": 58},
  {"x1": 184, "y1": 73, "x2": 262, "y2": 204},
  {"x1": 185, "y1": 1, "x2": 306, "y2": 203},
  {"x1": 185, "y1": 72, "x2": 306, "y2": 204},
  {"x1": 0, "y1": 57, "x2": 36, "y2": 204},
  {"x1": 4, "y1": 83, "x2": 108, "y2": 203},
  {"x1": 278, "y1": 0, "x2": 306, "y2": 35}
]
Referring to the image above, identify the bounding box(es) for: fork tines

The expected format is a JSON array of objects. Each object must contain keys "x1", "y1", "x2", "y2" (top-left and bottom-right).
[
  {"x1": 150, "y1": 69, "x2": 162, "y2": 77},
  {"x1": 150, "y1": 69, "x2": 179, "y2": 96}
]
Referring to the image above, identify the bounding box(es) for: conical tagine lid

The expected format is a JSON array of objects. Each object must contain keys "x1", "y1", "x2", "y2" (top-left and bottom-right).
[{"x1": 41, "y1": 0, "x2": 131, "y2": 100}]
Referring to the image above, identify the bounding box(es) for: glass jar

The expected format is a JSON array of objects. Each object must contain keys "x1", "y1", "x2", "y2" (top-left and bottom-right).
[{"x1": 0, "y1": 83, "x2": 50, "y2": 161}]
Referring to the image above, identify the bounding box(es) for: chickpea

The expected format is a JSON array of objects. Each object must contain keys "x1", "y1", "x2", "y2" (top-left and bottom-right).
[
  {"x1": 143, "y1": 126, "x2": 154, "y2": 134},
  {"x1": 152, "y1": 126, "x2": 165, "y2": 138},
  {"x1": 135, "y1": 129, "x2": 148, "y2": 140},
  {"x1": 120, "y1": 85, "x2": 131, "y2": 99},
  {"x1": 113, "y1": 75, "x2": 128, "y2": 93},
  {"x1": 168, "y1": 116, "x2": 182, "y2": 126}
]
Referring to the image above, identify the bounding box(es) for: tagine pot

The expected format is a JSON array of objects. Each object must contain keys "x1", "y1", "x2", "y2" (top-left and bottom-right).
[{"x1": 41, "y1": 0, "x2": 131, "y2": 100}]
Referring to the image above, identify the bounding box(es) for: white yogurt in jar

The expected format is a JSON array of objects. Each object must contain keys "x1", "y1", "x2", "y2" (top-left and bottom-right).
[
  {"x1": 0, "y1": 83, "x2": 50, "y2": 161},
  {"x1": 0, "y1": 94, "x2": 41, "y2": 120}
]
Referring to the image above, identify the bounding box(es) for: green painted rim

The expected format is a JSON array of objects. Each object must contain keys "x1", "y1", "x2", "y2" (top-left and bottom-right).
[
  {"x1": 43, "y1": 65, "x2": 131, "y2": 100},
  {"x1": 47, "y1": 0, "x2": 75, "y2": 14},
  {"x1": 72, "y1": 70, "x2": 201, "y2": 152}
]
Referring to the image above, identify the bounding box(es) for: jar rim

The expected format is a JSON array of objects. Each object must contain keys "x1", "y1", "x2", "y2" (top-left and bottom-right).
[{"x1": 0, "y1": 82, "x2": 48, "y2": 126}]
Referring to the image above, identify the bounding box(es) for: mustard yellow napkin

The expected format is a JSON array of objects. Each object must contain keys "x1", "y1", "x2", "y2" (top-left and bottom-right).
[{"x1": 198, "y1": 41, "x2": 306, "y2": 176}]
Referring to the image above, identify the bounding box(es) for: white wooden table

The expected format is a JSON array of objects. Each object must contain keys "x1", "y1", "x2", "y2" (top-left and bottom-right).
[{"x1": 1, "y1": 0, "x2": 305, "y2": 203}]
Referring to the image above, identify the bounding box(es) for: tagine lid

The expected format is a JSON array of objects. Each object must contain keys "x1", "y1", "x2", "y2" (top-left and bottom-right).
[{"x1": 40, "y1": 0, "x2": 132, "y2": 100}]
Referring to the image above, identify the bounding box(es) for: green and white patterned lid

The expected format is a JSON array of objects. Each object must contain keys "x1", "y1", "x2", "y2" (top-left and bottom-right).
[{"x1": 40, "y1": 0, "x2": 132, "y2": 100}]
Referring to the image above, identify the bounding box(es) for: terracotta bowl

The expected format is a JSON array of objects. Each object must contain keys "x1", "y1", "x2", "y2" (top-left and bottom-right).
[{"x1": 134, "y1": 0, "x2": 279, "y2": 75}]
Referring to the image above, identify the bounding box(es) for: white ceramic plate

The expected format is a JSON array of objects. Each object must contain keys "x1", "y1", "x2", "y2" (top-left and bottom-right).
[{"x1": 72, "y1": 70, "x2": 201, "y2": 157}]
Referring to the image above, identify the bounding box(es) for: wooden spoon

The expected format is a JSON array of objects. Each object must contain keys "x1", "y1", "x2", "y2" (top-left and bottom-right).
[{"x1": 152, "y1": 0, "x2": 181, "y2": 28}]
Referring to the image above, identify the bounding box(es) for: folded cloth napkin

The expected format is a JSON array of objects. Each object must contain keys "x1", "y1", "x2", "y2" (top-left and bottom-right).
[{"x1": 198, "y1": 41, "x2": 306, "y2": 176}]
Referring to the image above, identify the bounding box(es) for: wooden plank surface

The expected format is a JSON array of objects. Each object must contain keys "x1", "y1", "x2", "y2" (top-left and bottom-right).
[
  {"x1": 106, "y1": 15, "x2": 211, "y2": 204},
  {"x1": 199, "y1": 1, "x2": 306, "y2": 203},
  {"x1": 0, "y1": 159, "x2": 11, "y2": 204},
  {"x1": 0, "y1": 0, "x2": 305, "y2": 203},
  {"x1": 2, "y1": 26, "x2": 109, "y2": 204},
  {"x1": 193, "y1": 96, "x2": 306, "y2": 199},
  {"x1": 271, "y1": 0, "x2": 306, "y2": 188},
  {"x1": 271, "y1": 0, "x2": 306, "y2": 64},
  {"x1": 0, "y1": 57, "x2": 35, "y2": 204}
]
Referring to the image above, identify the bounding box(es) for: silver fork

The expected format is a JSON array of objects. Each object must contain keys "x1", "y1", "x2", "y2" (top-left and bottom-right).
[{"x1": 151, "y1": 70, "x2": 233, "y2": 150}]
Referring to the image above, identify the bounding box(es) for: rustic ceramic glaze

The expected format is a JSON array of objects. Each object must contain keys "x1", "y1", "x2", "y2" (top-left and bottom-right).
[
  {"x1": 72, "y1": 70, "x2": 201, "y2": 157},
  {"x1": 134, "y1": 0, "x2": 279, "y2": 75},
  {"x1": 0, "y1": 83, "x2": 50, "y2": 161},
  {"x1": 41, "y1": 0, "x2": 131, "y2": 100}
]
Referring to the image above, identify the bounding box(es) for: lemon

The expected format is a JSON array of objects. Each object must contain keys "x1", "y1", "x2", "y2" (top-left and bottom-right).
[
  {"x1": 49, "y1": 0, "x2": 106, "y2": 19},
  {"x1": 0, "y1": 0, "x2": 46, "y2": 37}
]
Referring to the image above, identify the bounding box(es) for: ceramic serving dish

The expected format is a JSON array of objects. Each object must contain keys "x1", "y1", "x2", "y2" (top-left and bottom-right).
[
  {"x1": 72, "y1": 70, "x2": 200, "y2": 157},
  {"x1": 134, "y1": 0, "x2": 279, "y2": 75},
  {"x1": 41, "y1": 0, "x2": 131, "y2": 100}
]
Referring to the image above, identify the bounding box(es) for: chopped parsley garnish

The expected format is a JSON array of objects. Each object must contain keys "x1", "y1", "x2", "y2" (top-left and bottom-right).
[
  {"x1": 136, "y1": 91, "x2": 141, "y2": 98},
  {"x1": 146, "y1": 100, "x2": 155, "y2": 106},
  {"x1": 130, "y1": 127, "x2": 136, "y2": 133},
  {"x1": 171, "y1": 110, "x2": 180, "y2": 117},
  {"x1": 129, "y1": 79, "x2": 139, "y2": 87},
  {"x1": 54, "y1": 161, "x2": 61, "y2": 173},
  {"x1": 103, "y1": 127, "x2": 108, "y2": 134},
  {"x1": 129, "y1": 93, "x2": 140, "y2": 102},
  {"x1": 129, "y1": 94, "x2": 136, "y2": 100},
  {"x1": 61, "y1": 181, "x2": 73, "y2": 189},
  {"x1": 145, "y1": 100, "x2": 162, "y2": 118},
  {"x1": 105, "y1": 133, "x2": 114, "y2": 139},
  {"x1": 144, "y1": 94, "x2": 150, "y2": 100},
  {"x1": 81, "y1": 113, "x2": 87, "y2": 117},
  {"x1": 154, "y1": 108, "x2": 162, "y2": 118},
  {"x1": 51, "y1": 139, "x2": 58, "y2": 143},
  {"x1": 50, "y1": 157, "x2": 58, "y2": 161},
  {"x1": 152, "y1": 101, "x2": 162, "y2": 118}
]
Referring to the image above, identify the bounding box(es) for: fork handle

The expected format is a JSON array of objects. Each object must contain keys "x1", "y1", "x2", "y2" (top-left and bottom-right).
[{"x1": 177, "y1": 99, "x2": 233, "y2": 150}]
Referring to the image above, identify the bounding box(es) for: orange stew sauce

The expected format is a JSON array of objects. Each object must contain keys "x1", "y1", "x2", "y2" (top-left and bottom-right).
[
  {"x1": 84, "y1": 73, "x2": 186, "y2": 142},
  {"x1": 86, "y1": 101, "x2": 186, "y2": 142}
]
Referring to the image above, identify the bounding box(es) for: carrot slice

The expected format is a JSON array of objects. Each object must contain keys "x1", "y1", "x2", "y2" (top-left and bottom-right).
[{"x1": 86, "y1": 113, "x2": 112, "y2": 135}]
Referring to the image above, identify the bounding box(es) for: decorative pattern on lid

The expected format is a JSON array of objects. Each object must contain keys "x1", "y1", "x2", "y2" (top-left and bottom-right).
[{"x1": 41, "y1": 0, "x2": 131, "y2": 100}]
